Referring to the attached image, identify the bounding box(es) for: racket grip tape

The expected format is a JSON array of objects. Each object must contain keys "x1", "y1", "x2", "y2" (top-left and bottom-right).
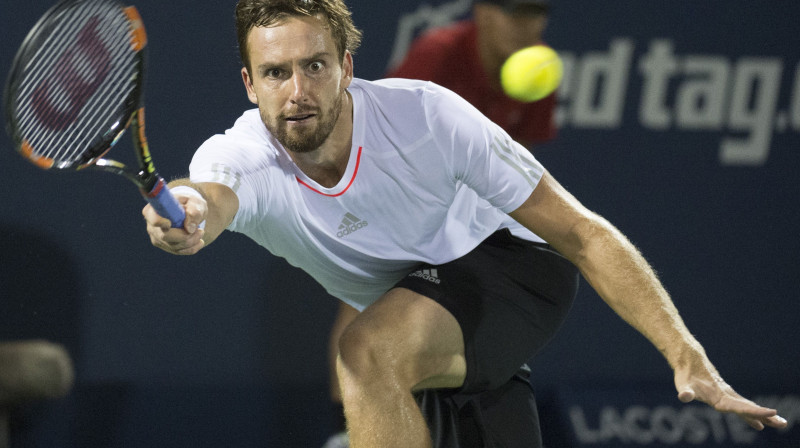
[{"x1": 143, "y1": 177, "x2": 186, "y2": 228}]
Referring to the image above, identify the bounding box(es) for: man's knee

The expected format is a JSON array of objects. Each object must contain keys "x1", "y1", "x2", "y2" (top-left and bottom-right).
[
  {"x1": 336, "y1": 288, "x2": 466, "y2": 391},
  {"x1": 337, "y1": 319, "x2": 385, "y2": 376},
  {"x1": 336, "y1": 304, "x2": 408, "y2": 383}
]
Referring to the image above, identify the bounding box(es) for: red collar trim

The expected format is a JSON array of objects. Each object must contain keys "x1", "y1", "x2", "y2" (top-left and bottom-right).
[{"x1": 296, "y1": 146, "x2": 363, "y2": 197}]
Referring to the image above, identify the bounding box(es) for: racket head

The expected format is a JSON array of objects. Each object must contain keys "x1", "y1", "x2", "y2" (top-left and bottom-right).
[{"x1": 4, "y1": 0, "x2": 146, "y2": 171}]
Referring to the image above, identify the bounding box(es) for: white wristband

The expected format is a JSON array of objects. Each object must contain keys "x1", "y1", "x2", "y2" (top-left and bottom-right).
[
  {"x1": 170, "y1": 185, "x2": 203, "y2": 200},
  {"x1": 169, "y1": 185, "x2": 206, "y2": 229}
]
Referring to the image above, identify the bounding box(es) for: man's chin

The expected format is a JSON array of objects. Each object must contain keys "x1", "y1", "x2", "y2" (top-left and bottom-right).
[
  {"x1": 282, "y1": 133, "x2": 324, "y2": 153},
  {"x1": 268, "y1": 124, "x2": 309, "y2": 152},
  {"x1": 285, "y1": 143, "x2": 317, "y2": 153}
]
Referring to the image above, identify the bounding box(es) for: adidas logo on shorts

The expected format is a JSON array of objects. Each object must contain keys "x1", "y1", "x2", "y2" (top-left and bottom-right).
[
  {"x1": 409, "y1": 268, "x2": 441, "y2": 284},
  {"x1": 337, "y1": 212, "x2": 368, "y2": 238}
]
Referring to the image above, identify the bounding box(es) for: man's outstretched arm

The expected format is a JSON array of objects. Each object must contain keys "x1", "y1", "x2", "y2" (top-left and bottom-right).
[{"x1": 509, "y1": 171, "x2": 788, "y2": 431}]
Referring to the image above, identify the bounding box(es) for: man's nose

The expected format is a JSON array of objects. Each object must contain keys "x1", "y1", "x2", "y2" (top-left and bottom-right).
[{"x1": 289, "y1": 71, "x2": 308, "y2": 103}]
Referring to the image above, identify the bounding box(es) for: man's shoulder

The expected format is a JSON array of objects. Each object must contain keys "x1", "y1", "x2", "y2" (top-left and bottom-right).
[
  {"x1": 194, "y1": 108, "x2": 280, "y2": 164},
  {"x1": 348, "y1": 77, "x2": 483, "y2": 153},
  {"x1": 354, "y1": 77, "x2": 429, "y2": 92},
  {"x1": 203, "y1": 109, "x2": 269, "y2": 147},
  {"x1": 351, "y1": 78, "x2": 457, "y2": 113},
  {"x1": 351, "y1": 77, "x2": 430, "y2": 104}
]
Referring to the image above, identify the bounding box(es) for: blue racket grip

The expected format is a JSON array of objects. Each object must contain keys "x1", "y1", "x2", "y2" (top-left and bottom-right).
[{"x1": 143, "y1": 177, "x2": 186, "y2": 228}]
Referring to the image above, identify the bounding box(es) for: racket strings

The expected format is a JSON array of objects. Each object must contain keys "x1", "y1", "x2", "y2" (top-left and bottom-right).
[
  {"x1": 22, "y1": 3, "x2": 134, "y2": 162},
  {"x1": 24, "y1": 5, "x2": 123, "y2": 133},
  {"x1": 12, "y1": 0, "x2": 140, "y2": 167}
]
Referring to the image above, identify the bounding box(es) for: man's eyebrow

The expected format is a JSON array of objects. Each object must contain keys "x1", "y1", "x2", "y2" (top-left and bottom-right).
[
  {"x1": 256, "y1": 52, "x2": 334, "y2": 73},
  {"x1": 304, "y1": 51, "x2": 334, "y2": 61}
]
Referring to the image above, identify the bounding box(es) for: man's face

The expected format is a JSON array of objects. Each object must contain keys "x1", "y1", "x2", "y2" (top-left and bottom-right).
[
  {"x1": 241, "y1": 14, "x2": 353, "y2": 153},
  {"x1": 475, "y1": 4, "x2": 548, "y2": 61}
]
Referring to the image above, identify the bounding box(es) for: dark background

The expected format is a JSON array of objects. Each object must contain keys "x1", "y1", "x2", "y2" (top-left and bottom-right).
[{"x1": 1, "y1": 1, "x2": 798, "y2": 446}]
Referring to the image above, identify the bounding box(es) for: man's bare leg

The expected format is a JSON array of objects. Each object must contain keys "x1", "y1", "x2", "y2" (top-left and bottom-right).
[{"x1": 336, "y1": 288, "x2": 466, "y2": 448}]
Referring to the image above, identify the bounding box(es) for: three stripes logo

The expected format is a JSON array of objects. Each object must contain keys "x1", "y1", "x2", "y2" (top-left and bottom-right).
[
  {"x1": 409, "y1": 268, "x2": 441, "y2": 284},
  {"x1": 337, "y1": 212, "x2": 368, "y2": 238}
]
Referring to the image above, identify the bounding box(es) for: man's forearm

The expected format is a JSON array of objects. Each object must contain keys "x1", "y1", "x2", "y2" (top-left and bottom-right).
[{"x1": 572, "y1": 216, "x2": 705, "y2": 369}]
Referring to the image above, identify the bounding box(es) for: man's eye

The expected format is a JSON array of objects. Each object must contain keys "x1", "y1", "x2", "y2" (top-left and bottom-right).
[
  {"x1": 309, "y1": 62, "x2": 323, "y2": 72},
  {"x1": 260, "y1": 67, "x2": 284, "y2": 79}
]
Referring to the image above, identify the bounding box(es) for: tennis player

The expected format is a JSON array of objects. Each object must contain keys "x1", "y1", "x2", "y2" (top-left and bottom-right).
[
  {"x1": 324, "y1": 3, "x2": 556, "y2": 445},
  {"x1": 142, "y1": 0, "x2": 788, "y2": 446}
]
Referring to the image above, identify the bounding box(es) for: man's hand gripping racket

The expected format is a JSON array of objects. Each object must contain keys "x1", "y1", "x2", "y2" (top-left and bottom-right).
[
  {"x1": 4, "y1": 0, "x2": 185, "y2": 228},
  {"x1": 143, "y1": 184, "x2": 207, "y2": 255}
]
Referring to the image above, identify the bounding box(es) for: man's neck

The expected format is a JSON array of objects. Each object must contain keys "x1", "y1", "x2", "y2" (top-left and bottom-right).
[{"x1": 290, "y1": 90, "x2": 354, "y2": 188}]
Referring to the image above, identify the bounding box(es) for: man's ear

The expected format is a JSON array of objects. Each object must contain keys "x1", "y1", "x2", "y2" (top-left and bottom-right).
[
  {"x1": 341, "y1": 50, "x2": 354, "y2": 89},
  {"x1": 241, "y1": 67, "x2": 258, "y2": 104}
]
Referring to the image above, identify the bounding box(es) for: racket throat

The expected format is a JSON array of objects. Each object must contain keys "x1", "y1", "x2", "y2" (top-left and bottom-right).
[{"x1": 90, "y1": 159, "x2": 159, "y2": 193}]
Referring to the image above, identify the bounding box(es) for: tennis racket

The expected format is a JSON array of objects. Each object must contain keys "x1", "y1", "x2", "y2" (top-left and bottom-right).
[{"x1": 4, "y1": 0, "x2": 185, "y2": 227}]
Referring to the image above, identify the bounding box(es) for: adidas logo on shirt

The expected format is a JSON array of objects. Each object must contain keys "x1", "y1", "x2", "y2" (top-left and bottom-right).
[
  {"x1": 409, "y1": 269, "x2": 441, "y2": 284},
  {"x1": 337, "y1": 212, "x2": 368, "y2": 238}
]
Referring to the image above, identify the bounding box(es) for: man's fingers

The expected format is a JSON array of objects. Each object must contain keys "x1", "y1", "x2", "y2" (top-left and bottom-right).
[
  {"x1": 143, "y1": 204, "x2": 172, "y2": 231},
  {"x1": 716, "y1": 394, "x2": 776, "y2": 416},
  {"x1": 677, "y1": 387, "x2": 695, "y2": 403},
  {"x1": 766, "y1": 415, "x2": 789, "y2": 429},
  {"x1": 747, "y1": 418, "x2": 766, "y2": 431},
  {"x1": 707, "y1": 392, "x2": 788, "y2": 431},
  {"x1": 170, "y1": 229, "x2": 205, "y2": 255},
  {"x1": 176, "y1": 193, "x2": 207, "y2": 234},
  {"x1": 676, "y1": 379, "x2": 789, "y2": 431},
  {"x1": 174, "y1": 237, "x2": 206, "y2": 255},
  {"x1": 163, "y1": 228, "x2": 205, "y2": 253},
  {"x1": 742, "y1": 414, "x2": 788, "y2": 431},
  {"x1": 148, "y1": 225, "x2": 205, "y2": 255}
]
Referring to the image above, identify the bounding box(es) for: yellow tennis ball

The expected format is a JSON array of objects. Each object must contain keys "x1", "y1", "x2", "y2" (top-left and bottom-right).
[{"x1": 500, "y1": 45, "x2": 563, "y2": 102}]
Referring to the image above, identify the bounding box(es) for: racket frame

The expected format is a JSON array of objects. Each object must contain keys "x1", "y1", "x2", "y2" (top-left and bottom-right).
[{"x1": 3, "y1": 0, "x2": 185, "y2": 227}]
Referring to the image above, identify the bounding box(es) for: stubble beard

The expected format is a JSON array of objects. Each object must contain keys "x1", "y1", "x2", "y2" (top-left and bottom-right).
[{"x1": 263, "y1": 91, "x2": 343, "y2": 154}]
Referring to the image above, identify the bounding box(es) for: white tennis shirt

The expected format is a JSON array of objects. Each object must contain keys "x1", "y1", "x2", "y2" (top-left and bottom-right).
[{"x1": 190, "y1": 78, "x2": 546, "y2": 310}]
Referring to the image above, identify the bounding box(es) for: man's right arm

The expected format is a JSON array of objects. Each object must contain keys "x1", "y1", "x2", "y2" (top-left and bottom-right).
[{"x1": 142, "y1": 179, "x2": 239, "y2": 255}]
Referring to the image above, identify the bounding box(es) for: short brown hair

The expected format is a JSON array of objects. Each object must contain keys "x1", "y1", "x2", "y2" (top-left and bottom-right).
[{"x1": 235, "y1": 0, "x2": 363, "y2": 71}]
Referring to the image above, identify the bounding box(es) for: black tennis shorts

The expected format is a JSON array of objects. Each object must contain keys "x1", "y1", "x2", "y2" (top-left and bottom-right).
[{"x1": 394, "y1": 229, "x2": 580, "y2": 447}]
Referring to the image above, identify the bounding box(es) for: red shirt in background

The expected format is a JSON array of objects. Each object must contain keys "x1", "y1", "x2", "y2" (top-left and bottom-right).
[{"x1": 386, "y1": 21, "x2": 557, "y2": 146}]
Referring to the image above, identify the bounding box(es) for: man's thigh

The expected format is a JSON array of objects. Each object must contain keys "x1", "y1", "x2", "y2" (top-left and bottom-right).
[
  {"x1": 345, "y1": 287, "x2": 468, "y2": 390},
  {"x1": 396, "y1": 230, "x2": 579, "y2": 394}
]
